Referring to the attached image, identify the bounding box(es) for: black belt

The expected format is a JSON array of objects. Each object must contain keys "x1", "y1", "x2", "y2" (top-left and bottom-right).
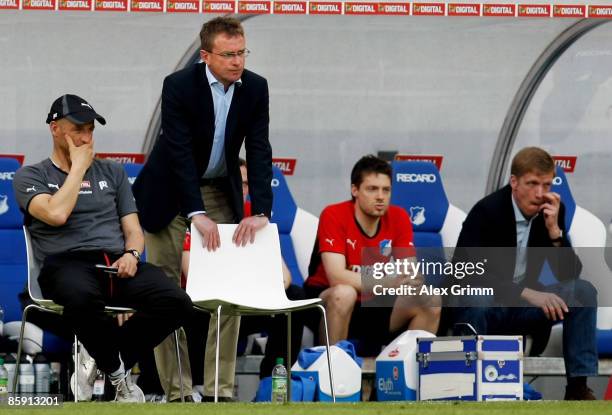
[{"x1": 199, "y1": 176, "x2": 229, "y2": 187}]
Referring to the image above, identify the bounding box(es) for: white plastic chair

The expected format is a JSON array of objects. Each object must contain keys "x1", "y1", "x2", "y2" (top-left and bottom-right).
[
  {"x1": 186, "y1": 223, "x2": 335, "y2": 402},
  {"x1": 13, "y1": 226, "x2": 185, "y2": 401}
]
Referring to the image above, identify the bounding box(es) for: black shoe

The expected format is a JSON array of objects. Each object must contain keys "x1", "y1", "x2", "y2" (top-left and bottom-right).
[
  {"x1": 564, "y1": 384, "x2": 597, "y2": 400},
  {"x1": 169, "y1": 395, "x2": 194, "y2": 403},
  {"x1": 201, "y1": 396, "x2": 235, "y2": 403}
]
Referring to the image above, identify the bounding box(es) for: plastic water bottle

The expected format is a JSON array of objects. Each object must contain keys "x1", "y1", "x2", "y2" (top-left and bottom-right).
[
  {"x1": 49, "y1": 362, "x2": 60, "y2": 395},
  {"x1": 34, "y1": 354, "x2": 50, "y2": 395},
  {"x1": 4, "y1": 354, "x2": 16, "y2": 393},
  {"x1": 271, "y1": 357, "x2": 287, "y2": 403},
  {"x1": 18, "y1": 355, "x2": 35, "y2": 395},
  {"x1": 0, "y1": 356, "x2": 9, "y2": 403},
  {"x1": 92, "y1": 370, "x2": 105, "y2": 401}
]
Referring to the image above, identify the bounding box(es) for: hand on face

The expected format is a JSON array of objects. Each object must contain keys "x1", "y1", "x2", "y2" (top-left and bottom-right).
[
  {"x1": 66, "y1": 134, "x2": 94, "y2": 172},
  {"x1": 539, "y1": 191, "x2": 561, "y2": 235}
]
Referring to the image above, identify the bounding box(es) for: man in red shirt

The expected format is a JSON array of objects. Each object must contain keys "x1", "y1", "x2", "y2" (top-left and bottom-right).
[{"x1": 305, "y1": 155, "x2": 440, "y2": 353}]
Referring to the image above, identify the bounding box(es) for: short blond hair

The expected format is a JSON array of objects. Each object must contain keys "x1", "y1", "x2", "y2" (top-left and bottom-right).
[{"x1": 510, "y1": 147, "x2": 555, "y2": 178}]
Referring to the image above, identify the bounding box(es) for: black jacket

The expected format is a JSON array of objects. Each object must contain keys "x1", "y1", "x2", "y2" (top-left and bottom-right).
[
  {"x1": 452, "y1": 184, "x2": 582, "y2": 303},
  {"x1": 133, "y1": 63, "x2": 272, "y2": 232}
]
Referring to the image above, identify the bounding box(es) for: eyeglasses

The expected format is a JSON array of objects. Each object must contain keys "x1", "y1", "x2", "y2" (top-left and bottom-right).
[{"x1": 205, "y1": 49, "x2": 250, "y2": 59}]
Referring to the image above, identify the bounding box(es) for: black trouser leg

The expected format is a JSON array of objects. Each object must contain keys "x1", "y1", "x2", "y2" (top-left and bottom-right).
[
  {"x1": 39, "y1": 257, "x2": 122, "y2": 373},
  {"x1": 110, "y1": 263, "x2": 194, "y2": 369},
  {"x1": 39, "y1": 254, "x2": 193, "y2": 373},
  {"x1": 258, "y1": 284, "x2": 306, "y2": 378}
]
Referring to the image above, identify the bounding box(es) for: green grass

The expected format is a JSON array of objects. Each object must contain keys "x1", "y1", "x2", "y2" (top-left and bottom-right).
[{"x1": 3, "y1": 402, "x2": 612, "y2": 415}]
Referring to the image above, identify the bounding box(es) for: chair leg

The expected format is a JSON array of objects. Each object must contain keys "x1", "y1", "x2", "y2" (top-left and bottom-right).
[
  {"x1": 214, "y1": 305, "x2": 221, "y2": 403},
  {"x1": 173, "y1": 330, "x2": 185, "y2": 402},
  {"x1": 13, "y1": 304, "x2": 35, "y2": 395},
  {"x1": 286, "y1": 312, "x2": 291, "y2": 403},
  {"x1": 74, "y1": 335, "x2": 79, "y2": 403},
  {"x1": 317, "y1": 304, "x2": 336, "y2": 402}
]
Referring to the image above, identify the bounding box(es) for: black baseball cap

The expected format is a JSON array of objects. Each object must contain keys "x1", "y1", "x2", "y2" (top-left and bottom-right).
[{"x1": 46, "y1": 94, "x2": 106, "y2": 125}]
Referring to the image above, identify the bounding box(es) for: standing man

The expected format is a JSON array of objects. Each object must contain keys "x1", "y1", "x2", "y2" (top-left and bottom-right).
[
  {"x1": 133, "y1": 17, "x2": 272, "y2": 402},
  {"x1": 13, "y1": 94, "x2": 193, "y2": 403},
  {"x1": 450, "y1": 147, "x2": 597, "y2": 400}
]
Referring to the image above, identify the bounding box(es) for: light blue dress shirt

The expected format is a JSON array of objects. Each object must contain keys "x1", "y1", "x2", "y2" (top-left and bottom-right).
[
  {"x1": 202, "y1": 65, "x2": 242, "y2": 179},
  {"x1": 511, "y1": 195, "x2": 537, "y2": 283},
  {"x1": 187, "y1": 66, "x2": 242, "y2": 218}
]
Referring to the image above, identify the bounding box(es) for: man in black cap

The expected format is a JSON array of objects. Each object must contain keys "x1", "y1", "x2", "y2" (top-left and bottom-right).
[{"x1": 13, "y1": 94, "x2": 193, "y2": 403}]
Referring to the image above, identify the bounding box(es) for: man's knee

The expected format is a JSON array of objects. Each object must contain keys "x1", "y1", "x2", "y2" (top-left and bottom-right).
[
  {"x1": 323, "y1": 285, "x2": 358, "y2": 315},
  {"x1": 574, "y1": 279, "x2": 598, "y2": 306},
  {"x1": 426, "y1": 305, "x2": 442, "y2": 320},
  {"x1": 162, "y1": 287, "x2": 194, "y2": 324},
  {"x1": 398, "y1": 304, "x2": 441, "y2": 324},
  {"x1": 139, "y1": 265, "x2": 193, "y2": 318}
]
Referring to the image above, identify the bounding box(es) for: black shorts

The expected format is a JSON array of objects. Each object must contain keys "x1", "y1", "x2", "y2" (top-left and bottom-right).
[{"x1": 304, "y1": 284, "x2": 395, "y2": 356}]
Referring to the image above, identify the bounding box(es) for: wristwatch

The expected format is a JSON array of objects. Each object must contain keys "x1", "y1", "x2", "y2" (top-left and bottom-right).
[
  {"x1": 550, "y1": 230, "x2": 563, "y2": 244},
  {"x1": 124, "y1": 249, "x2": 141, "y2": 262}
]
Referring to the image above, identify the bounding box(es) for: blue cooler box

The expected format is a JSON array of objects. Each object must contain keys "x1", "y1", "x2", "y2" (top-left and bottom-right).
[
  {"x1": 292, "y1": 345, "x2": 361, "y2": 401},
  {"x1": 417, "y1": 335, "x2": 523, "y2": 401}
]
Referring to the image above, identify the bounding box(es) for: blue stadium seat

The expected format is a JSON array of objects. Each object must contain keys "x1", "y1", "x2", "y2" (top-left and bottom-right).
[
  {"x1": 541, "y1": 166, "x2": 612, "y2": 356},
  {"x1": 270, "y1": 166, "x2": 318, "y2": 287},
  {"x1": 390, "y1": 160, "x2": 466, "y2": 249},
  {"x1": 123, "y1": 162, "x2": 143, "y2": 186},
  {"x1": 390, "y1": 161, "x2": 466, "y2": 289},
  {"x1": 0, "y1": 157, "x2": 26, "y2": 324},
  {"x1": 0, "y1": 157, "x2": 70, "y2": 354}
]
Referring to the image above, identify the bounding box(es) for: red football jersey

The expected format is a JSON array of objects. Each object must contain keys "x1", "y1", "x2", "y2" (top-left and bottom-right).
[{"x1": 306, "y1": 200, "x2": 415, "y2": 289}]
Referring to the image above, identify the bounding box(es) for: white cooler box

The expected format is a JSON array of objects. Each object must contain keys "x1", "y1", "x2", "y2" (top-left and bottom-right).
[
  {"x1": 417, "y1": 335, "x2": 523, "y2": 401},
  {"x1": 292, "y1": 345, "x2": 361, "y2": 401},
  {"x1": 376, "y1": 330, "x2": 435, "y2": 401}
]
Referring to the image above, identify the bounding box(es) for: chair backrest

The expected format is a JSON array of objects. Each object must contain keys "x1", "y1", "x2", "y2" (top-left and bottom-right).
[
  {"x1": 0, "y1": 157, "x2": 27, "y2": 322},
  {"x1": 549, "y1": 167, "x2": 612, "y2": 337},
  {"x1": 550, "y1": 167, "x2": 576, "y2": 234},
  {"x1": 270, "y1": 166, "x2": 318, "y2": 286},
  {"x1": 185, "y1": 223, "x2": 286, "y2": 310},
  {"x1": 551, "y1": 166, "x2": 605, "y2": 247},
  {"x1": 0, "y1": 157, "x2": 23, "y2": 229},
  {"x1": 23, "y1": 226, "x2": 45, "y2": 303},
  {"x1": 390, "y1": 161, "x2": 466, "y2": 249}
]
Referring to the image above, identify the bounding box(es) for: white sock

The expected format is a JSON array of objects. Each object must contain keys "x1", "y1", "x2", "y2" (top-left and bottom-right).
[{"x1": 109, "y1": 359, "x2": 125, "y2": 380}]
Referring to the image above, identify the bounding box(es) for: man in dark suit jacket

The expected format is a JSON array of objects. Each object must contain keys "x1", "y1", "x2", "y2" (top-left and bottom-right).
[
  {"x1": 449, "y1": 147, "x2": 597, "y2": 400},
  {"x1": 133, "y1": 17, "x2": 272, "y2": 402}
]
